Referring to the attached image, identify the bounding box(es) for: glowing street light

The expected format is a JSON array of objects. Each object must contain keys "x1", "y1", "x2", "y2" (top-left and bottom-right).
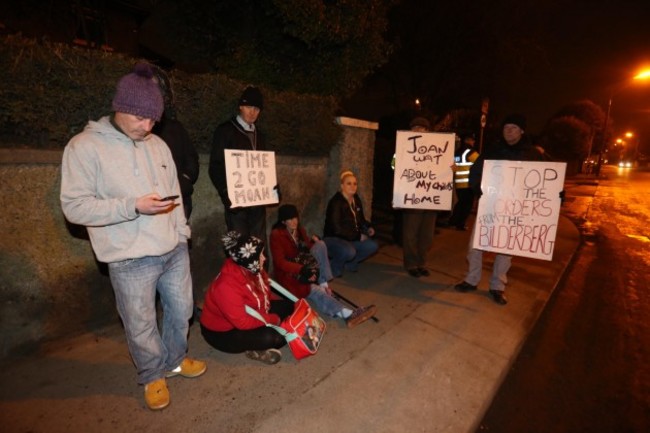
[
  {"x1": 633, "y1": 70, "x2": 650, "y2": 80},
  {"x1": 596, "y1": 68, "x2": 650, "y2": 174}
]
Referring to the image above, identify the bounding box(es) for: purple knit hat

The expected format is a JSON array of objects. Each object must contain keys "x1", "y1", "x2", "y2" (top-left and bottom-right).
[{"x1": 112, "y1": 63, "x2": 164, "y2": 121}]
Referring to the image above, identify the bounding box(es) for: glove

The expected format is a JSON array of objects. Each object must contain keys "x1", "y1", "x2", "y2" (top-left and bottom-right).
[
  {"x1": 298, "y1": 264, "x2": 319, "y2": 284},
  {"x1": 273, "y1": 184, "x2": 282, "y2": 202},
  {"x1": 222, "y1": 195, "x2": 241, "y2": 214}
]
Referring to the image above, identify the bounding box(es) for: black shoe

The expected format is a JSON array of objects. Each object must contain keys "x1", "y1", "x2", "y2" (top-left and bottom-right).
[
  {"x1": 418, "y1": 267, "x2": 430, "y2": 277},
  {"x1": 408, "y1": 268, "x2": 421, "y2": 278},
  {"x1": 489, "y1": 290, "x2": 508, "y2": 305},
  {"x1": 454, "y1": 281, "x2": 477, "y2": 292}
]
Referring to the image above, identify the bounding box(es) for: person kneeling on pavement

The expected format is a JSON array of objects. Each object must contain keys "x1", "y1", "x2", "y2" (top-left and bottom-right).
[
  {"x1": 200, "y1": 231, "x2": 293, "y2": 365},
  {"x1": 270, "y1": 204, "x2": 377, "y2": 328}
]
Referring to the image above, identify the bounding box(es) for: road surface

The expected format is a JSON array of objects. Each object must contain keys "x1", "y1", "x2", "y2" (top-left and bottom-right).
[{"x1": 478, "y1": 165, "x2": 650, "y2": 432}]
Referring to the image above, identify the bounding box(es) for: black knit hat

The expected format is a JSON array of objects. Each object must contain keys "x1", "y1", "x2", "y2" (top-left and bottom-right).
[
  {"x1": 112, "y1": 63, "x2": 164, "y2": 121},
  {"x1": 239, "y1": 86, "x2": 264, "y2": 110},
  {"x1": 502, "y1": 113, "x2": 527, "y2": 131},
  {"x1": 277, "y1": 204, "x2": 299, "y2": 223},
  {"x1": 409, "y1": 116, "x2": 430, "y2": 130},
  {"x1": 222, "y1": 231, "x2": 265, "y2": 274}
]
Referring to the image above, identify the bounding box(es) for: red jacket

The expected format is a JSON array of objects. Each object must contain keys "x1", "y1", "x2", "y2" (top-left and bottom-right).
[
  {"x1": 200, "y1": 258, "x2": 280, "y2": 332},
  {"x1": 270, "y1": 226, "x2": 313, "y2": 299}
]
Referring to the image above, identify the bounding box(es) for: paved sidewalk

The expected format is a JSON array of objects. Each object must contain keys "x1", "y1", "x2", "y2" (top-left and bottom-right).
[{"x1": 0, "y1": 213, "x2": 581, "y2": 433}]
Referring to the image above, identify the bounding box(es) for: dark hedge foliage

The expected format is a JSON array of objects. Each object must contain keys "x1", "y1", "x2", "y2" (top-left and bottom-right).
[{"x1": 0, "y1": 35, "x2": 342, "y2": 155}]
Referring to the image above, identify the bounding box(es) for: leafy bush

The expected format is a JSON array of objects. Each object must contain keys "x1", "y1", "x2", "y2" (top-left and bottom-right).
[{"x1": 0, "y1": 34, "x2": 342, "y2": 155}]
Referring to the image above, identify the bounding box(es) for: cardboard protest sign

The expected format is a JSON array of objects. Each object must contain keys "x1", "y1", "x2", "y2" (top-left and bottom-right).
[
  {"x1": 224, "y1": 149, "x2": 279, "y2": 208},
  {"x1": 392, "y1": 131, "x2": 455, "y2": 210},
  {"x1": 472, "y1": 160, "x2": 567, "y2": 261}
]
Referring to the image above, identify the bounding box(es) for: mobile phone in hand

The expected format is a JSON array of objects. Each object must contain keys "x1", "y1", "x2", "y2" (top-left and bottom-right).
[{"x1": 159, "y1": 195, "x2": 179, "y2": 201}]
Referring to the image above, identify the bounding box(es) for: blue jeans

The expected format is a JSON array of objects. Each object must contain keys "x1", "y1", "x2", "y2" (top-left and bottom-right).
[
  {"x1": 108, "y1": 242, "x2": 193, "y2": 385},
  {"x1": 307, "y1": 285, "x2": 345, "y2": 317},
  {"x1": 310, "y1": 240, "x2": 334, "y2": 284},
  {"x1": 323, "y1": 236, "x2": 378, "y2": 277}
]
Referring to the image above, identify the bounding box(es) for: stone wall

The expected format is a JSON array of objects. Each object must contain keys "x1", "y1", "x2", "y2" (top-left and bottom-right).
[{"x1": 0, "y1": 117, "x2": 378, "y2": 359}]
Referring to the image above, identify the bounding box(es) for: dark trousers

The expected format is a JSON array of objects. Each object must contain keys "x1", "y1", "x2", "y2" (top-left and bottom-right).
[
  {"x1": 225, "y1": 205, "x2": 267, "y2": 243},
  {"x1": 402, "y1": 209, "x2": 437, "y2": 269},
  {"x1": 449, "y1": 188, "x2": 475, "y2": 229},
  {"x1": 200, "y1": 300, "x2": 294, "y2": 353}
]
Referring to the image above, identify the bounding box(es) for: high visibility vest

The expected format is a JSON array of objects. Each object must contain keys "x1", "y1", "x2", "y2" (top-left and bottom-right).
[{"x1": 454, "y1": 148, "x2": 479, "y2": 189}]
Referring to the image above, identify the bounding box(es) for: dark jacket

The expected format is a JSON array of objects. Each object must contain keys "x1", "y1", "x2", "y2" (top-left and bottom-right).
[
  {"x1": 469, "y1": 135, "x2": 544, "y2": 196},
  {"x1": 208, "y1": 118, "x2": 265, "y2": 207},
  {"x1": 154, "y1": 117, "x2": 199, "y2": 201},
  {"x1": 323, "y1": 192, "x2": 372, "y2": 241}
]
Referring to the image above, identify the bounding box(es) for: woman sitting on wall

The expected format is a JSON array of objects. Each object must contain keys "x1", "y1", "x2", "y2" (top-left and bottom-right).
[
  {"x1": 323, "y1": 169, "x2": 379, "y2": 277},
  {"x1": 270, "y1": 204, "x2": 377, "y2": 328},
  {"x1": 200, "y1": 231, "x2": 293, "y2": 365}
]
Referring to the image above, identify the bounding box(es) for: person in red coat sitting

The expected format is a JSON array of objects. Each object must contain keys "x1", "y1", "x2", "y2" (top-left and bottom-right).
[
  {"x1": 270, "y1": 204, "x2": 377, "y2": 328},
  {"x1": 200, "y1": 231, "x2": 293, "y2": 365}
]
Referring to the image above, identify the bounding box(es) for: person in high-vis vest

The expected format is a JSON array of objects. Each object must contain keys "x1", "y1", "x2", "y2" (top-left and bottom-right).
[{"x1": 449, "y1": 133, "x2": 480, "y2": 230}]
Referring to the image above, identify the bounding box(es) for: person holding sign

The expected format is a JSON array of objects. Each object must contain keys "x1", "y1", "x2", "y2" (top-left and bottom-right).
[
  {"x1": 209, "y1": 86, "x2": 270, "y2": 242},
  {"x1": 200, "y1": 231, "x2": 294, "y2": 365},
  {"x1": 454, "y1": 114, "x2": 544, "y2": 305},
  {"x1": 323, "y1": 170, "x2": 378, "y2": 277},
  {"x1": 401, "y1": 117, "x2": 438, "y2": 277},
  {"x1": 270, "y1": 204, "x2": 377, "y2": 328}
]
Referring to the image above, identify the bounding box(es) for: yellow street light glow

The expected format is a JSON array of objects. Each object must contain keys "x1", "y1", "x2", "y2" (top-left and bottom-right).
[
  {"x1": 633, "y1": 69, "x2": 650, "y2": 80},
  {"x1": 625, "y1": 132, "x2": 634, "y2": 138}
]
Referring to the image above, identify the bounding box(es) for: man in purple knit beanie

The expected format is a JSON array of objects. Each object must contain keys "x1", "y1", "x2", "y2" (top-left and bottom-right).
[{"x1": 60, "y1": 62, "x2": 206, "y2": 411}]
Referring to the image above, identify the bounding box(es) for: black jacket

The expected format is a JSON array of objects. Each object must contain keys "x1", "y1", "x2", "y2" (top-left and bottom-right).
[
  {"x1": 323, "y1": 192, "x2": 372, "y2": 241},
  {"x1": 469, "y1": 135, "x2": 543, "y2": 196},
  {"x1": 208, "y1": 118, "x2": 265, "y2": 207},
  {"x1": 154, "y1": 117, "x2": 199, "y2": 200}
]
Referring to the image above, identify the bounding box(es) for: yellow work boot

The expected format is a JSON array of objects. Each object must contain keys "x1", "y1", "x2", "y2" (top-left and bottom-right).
[
  {"x1": 166, "y1": 357, "x2": 207, "y2": 378},
  {"x1": 144, "y1": 378, "x2": 169, "y2": 410}
]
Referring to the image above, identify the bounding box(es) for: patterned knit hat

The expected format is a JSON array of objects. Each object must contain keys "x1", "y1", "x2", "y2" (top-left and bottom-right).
[
  {"x1": 112, "y1": 63, "x2": 164, "y2": 122},
  {"x1": 222, "y1": 231, "x2": 265, "y2": 274}
]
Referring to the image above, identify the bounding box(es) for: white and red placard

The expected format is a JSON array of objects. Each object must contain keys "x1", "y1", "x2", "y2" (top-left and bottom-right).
[
  {"x1": 392, "y1": 131, "x2": 455, "y2": 210},
  {"x1": 225, "y1": 149, "x2": 279, "y2": 208},
  {"x1": 472, "y1": 160, "x2": 567, "y2": 261}
]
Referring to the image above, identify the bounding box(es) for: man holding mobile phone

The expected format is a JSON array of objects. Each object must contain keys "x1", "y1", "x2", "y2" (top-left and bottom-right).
[{"x1": 60, "y1": 63, "x2": 206, "y2": 411}]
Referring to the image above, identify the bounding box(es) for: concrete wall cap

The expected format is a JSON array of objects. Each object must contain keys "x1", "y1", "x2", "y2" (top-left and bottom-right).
[{"x1": 335, "y1": 116, "x2": 379, "y2": 131}]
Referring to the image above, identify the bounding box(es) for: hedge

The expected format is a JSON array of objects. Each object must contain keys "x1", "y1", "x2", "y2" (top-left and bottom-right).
[{"x1": 0, "y1": 34, "x2": 342, "y2": 155}]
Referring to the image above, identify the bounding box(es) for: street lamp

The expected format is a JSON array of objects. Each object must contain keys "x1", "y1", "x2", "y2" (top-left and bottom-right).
[
  {"x1": 596, "y1": 68, "x2": 650, "y2": 175},
  {"x1": 625, "y1": 131, "x2": 640, "y2": 161}
]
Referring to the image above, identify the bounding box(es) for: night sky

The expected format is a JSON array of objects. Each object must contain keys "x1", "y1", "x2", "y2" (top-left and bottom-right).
[
  {"x1": 2, "y1": 0, "x2": 649, "y2": 150},
  {"x1": 343, "y1": 0, "x2": 650, "y2": 152}
]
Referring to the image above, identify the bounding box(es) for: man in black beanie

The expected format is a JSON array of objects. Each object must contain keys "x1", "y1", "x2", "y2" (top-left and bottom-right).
[
  {"x1": 209, "y1": 86, "x2": 269, "y2": 243},
  {"x1": 454, "y1": 113, "x2": 544, "y2": 305}
]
